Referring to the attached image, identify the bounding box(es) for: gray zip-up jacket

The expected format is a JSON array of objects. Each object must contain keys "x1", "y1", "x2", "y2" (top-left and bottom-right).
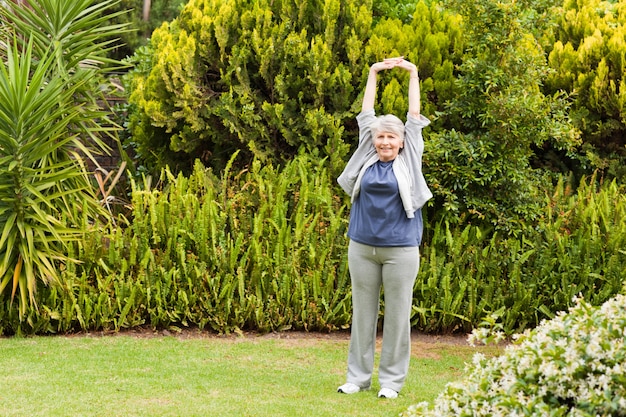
[{"x1": 337, "y1": 109, "x2": 432, "y2": 218}]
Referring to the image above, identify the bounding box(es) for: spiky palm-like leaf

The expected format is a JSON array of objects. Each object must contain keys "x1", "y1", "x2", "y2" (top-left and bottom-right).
[
  {"x1": 0, "y1": 0, "x2": 129, "y2": 71},
  {"x1": 0, "y1": 0, "x2": 130, "y2": 317},
  {"x1": 0, "y1": 39, "x2": 101, "y2": 316},
  {"x1": 0, "y1": 0, "x2": 132, "y2": 165}
]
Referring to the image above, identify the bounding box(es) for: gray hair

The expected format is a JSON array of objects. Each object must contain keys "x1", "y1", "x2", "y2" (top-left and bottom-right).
[{"x1": 370, "y1": 114, "x2": 405, "y2": 142}]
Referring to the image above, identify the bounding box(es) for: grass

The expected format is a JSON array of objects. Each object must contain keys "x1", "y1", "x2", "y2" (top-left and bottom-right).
[{"x1": 0, "y1": 330, "x2": 501, "y2": 417}]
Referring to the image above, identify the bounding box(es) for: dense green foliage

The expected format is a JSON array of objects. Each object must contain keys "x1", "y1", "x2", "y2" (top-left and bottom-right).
[
  {"x1": 124, "y1": 0, "x2": 587, "y2": 232},
  {"x1": 126, "y1": 0, "x2": 367, "y2": 173},
  {"x1": 416, "y1": 175, "x2": 626, "y2": 333},
  {"x1": 1, "y1": 0, "x2": 625, "y2": 340},
  {"x1": 544, "y1": 0, "x2": 626, "y2": 177},
  {"x1": 427, "y1": 0, "x2": 580, "y2": 231},
  {"x1": 124, "y1": 0, "x2": 465, "y2": 175},
  {"x1": 0, "y1": 156, "x2": 352, "y2": 334},
  {"x1": 0, "y1": 0, "x2": 127, "y2": 317},
  {"x1": 105, "y1": 0, "x2": 189, "y2": 60},
  {"x1": 1, "y1": 157, "x2": 623, "y2": 336}
]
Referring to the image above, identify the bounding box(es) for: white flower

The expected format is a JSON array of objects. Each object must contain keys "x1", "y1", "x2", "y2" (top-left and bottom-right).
[
  {"x1": 538, "y1": 360, "x2": 560, "y2": 378},
  {"x1": 402, "y1": 294, "x2": 626, "y2": 417}
]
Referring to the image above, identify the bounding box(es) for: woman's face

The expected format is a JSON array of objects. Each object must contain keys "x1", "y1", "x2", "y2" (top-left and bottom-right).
[{"x1": 373, "y1": 131, "x2": 403, "y2": 162}]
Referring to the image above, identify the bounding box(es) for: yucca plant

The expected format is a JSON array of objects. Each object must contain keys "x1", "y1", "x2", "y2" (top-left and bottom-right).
[
  {"x1": 0, "y1": 40, "x2": 93, "y2": 316},
  {"x1": 0, "y1": 0, "x2": 129, "y2": 318},
  {"x1": 0, "y1": 0, "x2": 131, "y2": 163},
  {"x1": 0, "y1": 0, "x2": 128, "y2": 70}
]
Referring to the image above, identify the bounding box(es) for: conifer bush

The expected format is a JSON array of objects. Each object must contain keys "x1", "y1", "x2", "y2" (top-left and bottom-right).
[
  {"x1": 126, "y1": 0, "x2": 370, "y2": 173},
  {"x1": 124, "y1": 0, "x2": 463, "y2": 176},
  {"x1": 544, "y1": 0, "x2": 626, "y2": 177},
  {"x1": 402, "y1": 293, "x2": 626, "y2": 417}
]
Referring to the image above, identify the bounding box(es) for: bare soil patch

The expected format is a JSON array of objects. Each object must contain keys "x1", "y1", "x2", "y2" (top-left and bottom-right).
[
  {"x1": 74, "y1": 326, "x2": 473, "y2": 354},
  {"x1": 79, "y1": 326, "x2": 469, "y2": 343}
]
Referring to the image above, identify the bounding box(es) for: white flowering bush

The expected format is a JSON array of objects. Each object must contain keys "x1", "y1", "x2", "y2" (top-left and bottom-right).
[{"x1": 402, "y1": 295, "x2": 626, "y2": 417}]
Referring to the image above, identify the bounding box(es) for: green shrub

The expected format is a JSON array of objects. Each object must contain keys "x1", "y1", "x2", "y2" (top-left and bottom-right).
[
  {"x1": 0, "y1": 154, "x2": 352, "y2": 335},
  {"x1": 425, "y1": 0, "x2": 580, "y2": 232},
  {"x1": 415, "y1": 174, "x2": 626, "y2": 334},
  {"x1": 124, "y1": 0, "x2": 463, "y2": 176},
  {"x1": 1, "y1": 159, "x2": 624, "y2": 336},
  {"x1": 544, "y1": 0, "x2": 626, "y2": 178},
  {"x1": 125, "y1": 0, "x2": 370, "y2": 173},
  {"x1": 402, "y1": 293, "x2": 626, "y2": 416},
  {"x1": 364, "y1": 1, "x2": 463, "y2": 122},
  {"x1": 125, "y1": 0, "x2": 586, "y2": 233}
]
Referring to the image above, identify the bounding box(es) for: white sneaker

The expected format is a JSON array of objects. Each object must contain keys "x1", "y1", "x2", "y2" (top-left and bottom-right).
[
  {"x1": 337, "y1": 383, "x2": 364, "y2": 394},
  {"x1": 377, "y1": 388, "x2": 398, "y2": 399}
]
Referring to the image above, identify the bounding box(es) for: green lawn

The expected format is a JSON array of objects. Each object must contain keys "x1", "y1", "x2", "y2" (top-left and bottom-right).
[{"x1": 0, "y1": 331, "x2": 500, "y2": 417}]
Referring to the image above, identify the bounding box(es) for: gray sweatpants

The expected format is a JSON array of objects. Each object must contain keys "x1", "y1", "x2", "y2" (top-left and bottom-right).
[{"x1": 345, "y1": 240, "x2": 420, "y2": 393}]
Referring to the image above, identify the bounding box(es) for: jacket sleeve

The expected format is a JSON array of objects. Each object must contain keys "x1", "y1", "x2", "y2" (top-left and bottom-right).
[
  {"x1": 404, "y1": 113, "x2": 430, "y2": 160},
  {"x1": 403, "y1": 113, "x2": 433, "y2": 210},
  {"x1": 356, "y1": 109, "x2": 377, "y2": 146}
]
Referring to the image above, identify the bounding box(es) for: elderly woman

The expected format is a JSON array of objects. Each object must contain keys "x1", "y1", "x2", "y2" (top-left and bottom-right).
[{"x1": 336, "y1": 57, "x2": 432, "y2": 399}]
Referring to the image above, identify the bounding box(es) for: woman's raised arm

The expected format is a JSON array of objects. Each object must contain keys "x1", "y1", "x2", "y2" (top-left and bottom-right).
[
  {"x1": 362, "y1": 58, "x2": 404, "y2": 112},
  {"x1": 396, "y1": 59, "x2": 420, "y2": 118}
]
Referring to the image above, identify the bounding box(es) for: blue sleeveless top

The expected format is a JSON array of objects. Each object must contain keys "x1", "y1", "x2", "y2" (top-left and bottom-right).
[{"x1": 347, "y1": 160, "x2": 423, "y2": 247}]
